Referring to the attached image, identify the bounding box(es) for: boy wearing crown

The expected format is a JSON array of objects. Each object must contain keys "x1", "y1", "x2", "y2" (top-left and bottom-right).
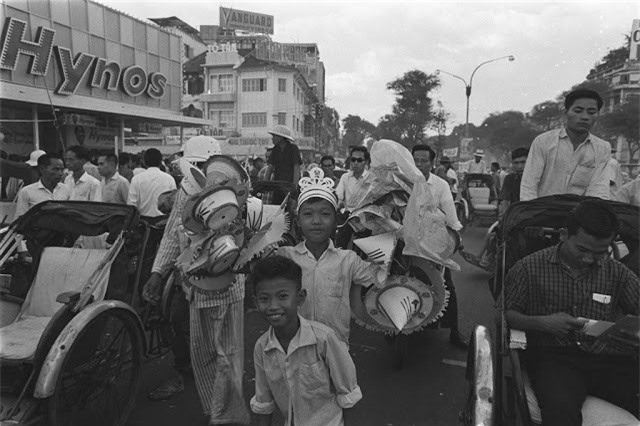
[{"x1": 276, "y1": 167, "x2": 379, "y2": 345}]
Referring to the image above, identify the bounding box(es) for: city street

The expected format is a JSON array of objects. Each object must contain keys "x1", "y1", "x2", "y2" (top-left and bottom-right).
[{"x1": 127, "y1": 226, "x2": 497, "y2": 426}]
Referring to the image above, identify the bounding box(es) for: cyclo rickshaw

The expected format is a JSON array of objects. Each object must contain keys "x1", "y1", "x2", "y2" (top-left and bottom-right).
[
  {"x1": 462, "y1": 195, "x2": 640, "y2": 426},
  {"x1": 0, "y1": 201, "x2": 176, "y2": 426},
  {"x1": 459, "y1": 173, "x2": 499, "y2": 227}
]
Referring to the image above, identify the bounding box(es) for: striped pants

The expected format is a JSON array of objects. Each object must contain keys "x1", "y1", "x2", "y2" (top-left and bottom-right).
[{"x1": 190, "y1": 300, "x2": 250, "y2": 424}]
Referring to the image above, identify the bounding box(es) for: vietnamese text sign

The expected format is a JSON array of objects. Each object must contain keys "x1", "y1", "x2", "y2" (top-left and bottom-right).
[
  {"x1": 219, "y1": 7, "x2": 274, "y2": 35},
  {"x1": 631, "y1": 20, "x2": 640, "y2": 60}
]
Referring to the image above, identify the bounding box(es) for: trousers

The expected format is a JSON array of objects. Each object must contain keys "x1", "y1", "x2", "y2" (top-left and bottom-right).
[{"x1": 526, "y1": 346, "x2": 639, "y2": 426}]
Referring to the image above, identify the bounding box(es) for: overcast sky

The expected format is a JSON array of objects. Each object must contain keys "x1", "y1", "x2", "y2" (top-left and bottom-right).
[{"x1": 102, "y1": 0, "x2": 637, "y2": 130}]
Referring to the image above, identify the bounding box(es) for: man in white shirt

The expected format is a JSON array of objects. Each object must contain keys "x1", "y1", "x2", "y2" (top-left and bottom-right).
[
  {"x1": 335, "y1": 146, "x2": 370, "y2": 212},
  {"x1": 128, "y1": 148, "x2": 176, "y2": 219},
  {"x1": 604, "y1": 147, "x2": 623, "y2": 199},
  {"x1": 520, "y1": 89, "x2": 611, "y2": 201},
  {"x1": 15, "y1": 153, "x2": 70, "y2": 218},
  {"x1": 98, "y1": 153, "x2": 129, "y2": 204},
  {"x1": 412, "y1": 144, "x2": 466, "y2": 349},
  {"x1": 64, "y1": 145, "x2": 101, "y2": 201},
  {"x1": 467, "y1": 150, "x2": 487, "y2": 174},
  {"x1": 15, "y1": 153, "x2": 70, "y2": 259}
]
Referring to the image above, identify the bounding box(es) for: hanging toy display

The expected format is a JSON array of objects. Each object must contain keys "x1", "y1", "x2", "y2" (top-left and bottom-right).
[{"x1": 176, "y1": 155, "x2": 290, "y2": 292}]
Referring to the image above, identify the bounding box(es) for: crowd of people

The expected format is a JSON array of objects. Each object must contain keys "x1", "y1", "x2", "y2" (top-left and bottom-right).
[{"x1": 1, "y1": 87, "x2": 638, "y2": 426}]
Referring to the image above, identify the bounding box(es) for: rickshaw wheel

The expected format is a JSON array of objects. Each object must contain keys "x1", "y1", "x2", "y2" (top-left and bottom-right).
[{"x1": 46, "y1": 308, "x2": 143, "y2": 426}]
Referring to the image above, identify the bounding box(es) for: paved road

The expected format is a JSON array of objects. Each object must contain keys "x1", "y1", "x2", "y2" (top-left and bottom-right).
[{"x1": 127, "y1": 225, "x2": 496, "y2": 426}]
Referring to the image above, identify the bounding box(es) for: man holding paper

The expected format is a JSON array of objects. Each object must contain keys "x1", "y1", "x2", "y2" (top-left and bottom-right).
[{"x1": 500, "y1": 199, "x2": 639, "y2": 426}]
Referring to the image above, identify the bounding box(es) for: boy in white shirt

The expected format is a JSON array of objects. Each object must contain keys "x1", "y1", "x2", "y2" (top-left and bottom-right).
[{"x1": 251, "y1": 255, "x2": 362, "y2": 426}]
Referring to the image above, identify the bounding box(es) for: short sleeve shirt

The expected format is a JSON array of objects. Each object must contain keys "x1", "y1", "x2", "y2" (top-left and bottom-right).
[{"x1": 268, "y1": 141, "x2": 302, "y2": 182}]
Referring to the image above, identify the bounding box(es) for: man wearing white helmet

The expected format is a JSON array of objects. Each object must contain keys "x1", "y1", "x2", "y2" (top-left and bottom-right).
[{"x1": 180, "y1": 135, "x2": 222, "y2": 163}]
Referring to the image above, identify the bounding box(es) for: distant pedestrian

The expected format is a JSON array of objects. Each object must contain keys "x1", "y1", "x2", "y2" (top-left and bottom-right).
[
  {"x1": 320, "y1": 155, "x2": 339, "y2": 185},
  {"x1": 614, "y1": 175, "x2": 640, "y2": 207},
  {"x1": 258, "y1": 149, "x2": 273, "y2": 181},
  {"x1": 264, "y1": 125, "x2": 302, "y2": 184},
  {"x1": 467, "y1": 150, "x2": 487, "y2": 174},
  {"x1": 604, "y1": 146, "x2": 623, "y2": 199},
  {"x1": 250, "y1": 157, "x2": 265, "y2": 183},
  {"x1": 118, "y1": 152, "x2": 135, "y2": 182},
  {"x1": 15, "y1": 153, "x2": 69, "y2": 219},
  {"x1": 98, "y1": 153, "x2": 129, "y2": 204},
  {"x1": 127, "y1": 148, "x2": 176, "y2": 219},
  {"x1": 64, "y1": 145, "x2": 101, "y2": 201},
  {"x1": 490, "y1": 162, "x2": 502, "y2": 194},
  {"x1": 5, "y1": 149, "x2": 43, "y2": 200},
  {"x1": 132, "y1": 154, "x2": 145, "y2": 176},
  {"x1": 250, "y1": 256, "x2": 362, "y2": 426}
]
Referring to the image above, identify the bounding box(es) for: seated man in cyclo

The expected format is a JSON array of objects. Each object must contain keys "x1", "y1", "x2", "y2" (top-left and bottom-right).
[
  {"x1": 462, "y1": 147, "x2": 529, "y2": 268},
  {"x1": 500, "y1": 199, "x2": 639, "y2": 426}
]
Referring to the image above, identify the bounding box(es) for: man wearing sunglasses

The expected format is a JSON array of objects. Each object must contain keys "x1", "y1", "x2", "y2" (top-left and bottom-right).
[{"x1": 335, "y1": 146, "x2": 370, "y2": 248}]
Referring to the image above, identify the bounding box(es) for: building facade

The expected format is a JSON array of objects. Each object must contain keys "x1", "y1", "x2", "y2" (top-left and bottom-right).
[{"x1": 0, "y1": 0, "x2": 210, "y2": 158}]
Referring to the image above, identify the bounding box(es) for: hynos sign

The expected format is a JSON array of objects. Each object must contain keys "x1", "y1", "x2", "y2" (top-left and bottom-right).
[{"x1": 0, "y1": 17, "x2": 167, "y2": 99}]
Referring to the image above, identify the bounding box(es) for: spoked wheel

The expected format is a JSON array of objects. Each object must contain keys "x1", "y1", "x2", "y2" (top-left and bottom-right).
[{"x1": 47, "y1": 309, "x2": 143, "y2": 426}]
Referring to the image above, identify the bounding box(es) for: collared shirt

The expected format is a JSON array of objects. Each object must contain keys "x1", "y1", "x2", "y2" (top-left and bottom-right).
[
  {"x1": 268, "y1": 141, "x2": 302, "y2": 183},
  {"x1": 520, "y1": 128, "x2": 610, "y2": 201},
  {"x1": 151, "y1": 188, "x2": 243, "y2": 307},
  {"x1": 100, "y1": 172, "x2": 129, "y2": 204},
  {"x1": 250, "y1": 316, "x2": 362, "y2": 426},
  {"x1": 335, "y1": 169, "x2": 369, "y2": 211},
  {"x1": 277, "y1": 240, "x2": 377, "y2": 344},
  {"x1": 14, "y1": 180, "x2": 70, "y2": 218},
  {"x1": 499, "y1": 244, "x2": 639, "y2": 355},
  {"x1": 128, "y1": 167, "x2": 177, "y2": 217},
  {"x1": 64, "y1": 172, "x2": 101, "y2": 201},
  {"x1": 467, "y1": 159, "x2": 487, "y2": 174},
  {"x1": 423, "y1": 173, "x2": 463, "y2": 230},
  {"x1": 615, "y1": 177, "x2": 640, "y2": 207},
  {"x1": 499, "y1": 173, "x2": 522, "y2": 203}
]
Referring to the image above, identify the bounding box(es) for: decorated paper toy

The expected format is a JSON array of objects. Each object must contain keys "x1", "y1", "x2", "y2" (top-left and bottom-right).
[{"x1": 178, "y1": 158, "x2": 206, "y2": 196}]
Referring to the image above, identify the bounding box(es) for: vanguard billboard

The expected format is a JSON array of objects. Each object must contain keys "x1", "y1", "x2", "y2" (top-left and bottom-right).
[{"x1": 219, "y1": 7, "x2": 274, "y2": 35}]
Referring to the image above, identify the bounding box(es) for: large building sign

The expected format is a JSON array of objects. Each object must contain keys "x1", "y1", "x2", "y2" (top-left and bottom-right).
[
  {"x1": 631, "y1": 19, "x2": 640, "y2": 60},
  {"x1": 219, "y1": 7, "x2": 274, "y2": 35},
  {"x1": 0, "y1": 17, "x2": 167, "y2": 99}
]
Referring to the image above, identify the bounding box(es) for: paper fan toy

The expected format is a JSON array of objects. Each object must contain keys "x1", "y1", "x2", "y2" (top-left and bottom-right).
[
  {"x1": 245, "y1": 196, "x2": 264, "y2": 231},
  {"x1": 234, "y1": 194, "x2": 291, "y2": 270},
  {"x1": 353, "y1": 231, "x2": 397, "y2": 284},
  {"x1": 178, "y1": 158, "x2": 206, "y2": 196},
  {"x1": 351, "y1": 256, "x2": 449, "y2": 335}
]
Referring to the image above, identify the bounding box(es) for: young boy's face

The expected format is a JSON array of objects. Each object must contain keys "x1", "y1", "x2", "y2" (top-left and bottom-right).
[
  {"x1": 254, "y1": 277, "x2": 306, "y2": 328},
  {"x1": 297, "y1": 198, "x2": 336, "y2": 244}
]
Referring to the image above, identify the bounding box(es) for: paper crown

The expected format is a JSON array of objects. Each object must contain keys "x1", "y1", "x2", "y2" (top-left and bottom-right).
[{"x1": 297, "y1": 167, "x2": 338, "y2": 212}]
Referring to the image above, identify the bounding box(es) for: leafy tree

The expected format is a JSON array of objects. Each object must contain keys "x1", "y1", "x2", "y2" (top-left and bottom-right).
[
  {"x1": 374, "y1": 114, "x2": 404, "y2": 143},
  {"x1": 529, "y1": 100, "x2": 563, "y2": 131},
  {"x1": 599, "y1": 94, "x2": 640, "y2": 161},
  {"x1": 341, "y1": 114, "x2": 376, "y2": 149},
  {"x1": 385, "y1": 70, "x2": 441, "y2": 147},
  {"x1": 477, "y1": 111, "x2": 539, "y2": 158}
]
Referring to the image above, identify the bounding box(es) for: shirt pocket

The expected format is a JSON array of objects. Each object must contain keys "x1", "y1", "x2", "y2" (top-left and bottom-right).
[
  {"x1": 299, "y1": 360, "x2": 331, "y2": 397},
  {"x1": 324, "y1": 272, "x2": 346, "y2": 298},
  {"x1": 570, "y1": 164, "x2": 595, "y2": 190}
]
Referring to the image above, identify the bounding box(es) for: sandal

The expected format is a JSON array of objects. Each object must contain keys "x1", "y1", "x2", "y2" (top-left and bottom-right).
[{"x1": 148, "y1": 379, "x2": 185, "y2": 401}]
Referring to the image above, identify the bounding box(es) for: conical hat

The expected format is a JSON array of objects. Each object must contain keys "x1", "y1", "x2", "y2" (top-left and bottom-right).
[
  {"x1": 178, "y1": 158, "x2": 206, "y2": 196},
  {"x1": 353, "y1": 231, "x2": 396, "y2": 282}
]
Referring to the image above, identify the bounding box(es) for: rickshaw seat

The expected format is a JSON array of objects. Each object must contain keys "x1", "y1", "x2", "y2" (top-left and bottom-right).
[
  {"x1": 510, "y1": 329, "x2": 638, "y2": 426},
  {"x1": 0, "y1": 247, "x2": 113, "y2": 361},
  {"x1": 467, "y1": 187, "x2": 497, "y2": 212}
]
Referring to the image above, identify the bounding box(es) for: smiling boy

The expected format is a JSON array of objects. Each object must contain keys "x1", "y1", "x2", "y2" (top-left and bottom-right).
[
  {"x1": 276, "y1": 167, "x2": 378, "y2": 345},
  {"x1": 250, "y1": 256, "x2": 362, "y2": 426}
]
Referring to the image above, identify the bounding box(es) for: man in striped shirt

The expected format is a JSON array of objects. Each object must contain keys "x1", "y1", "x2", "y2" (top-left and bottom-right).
[
  {"x1": 500, "y1": 200, "x2": 639, "y2": 426},
  {"x1": 142, "y1": 139, "x2": 249, "y2": 424}
]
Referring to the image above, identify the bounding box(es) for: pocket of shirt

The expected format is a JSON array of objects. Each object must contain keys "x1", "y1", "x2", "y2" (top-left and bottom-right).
[
  {"x1": 299, "y1": 361, "x2": 330, "y2": 397},
  {"x1": 325, "y1": 273, "x2": 346, "y2": 298},
  {"x1": 571, "y1": 164, "x2": 596, "y2": 189}
]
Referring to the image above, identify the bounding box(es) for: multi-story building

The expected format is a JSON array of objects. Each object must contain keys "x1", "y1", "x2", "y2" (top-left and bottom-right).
[{"x1": 585, "y1": 20, "x2": 640, "y2": 164}]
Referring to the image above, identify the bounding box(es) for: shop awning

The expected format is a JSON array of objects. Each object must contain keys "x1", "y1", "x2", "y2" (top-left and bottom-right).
[{"x1": 1, "y1": 82, "x2": 211, "y2": 128}]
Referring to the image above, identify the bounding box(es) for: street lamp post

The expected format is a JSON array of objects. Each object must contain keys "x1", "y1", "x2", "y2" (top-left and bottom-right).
[{"x1": 436, "y1": 55, "x2": 515, "y2": 157}]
